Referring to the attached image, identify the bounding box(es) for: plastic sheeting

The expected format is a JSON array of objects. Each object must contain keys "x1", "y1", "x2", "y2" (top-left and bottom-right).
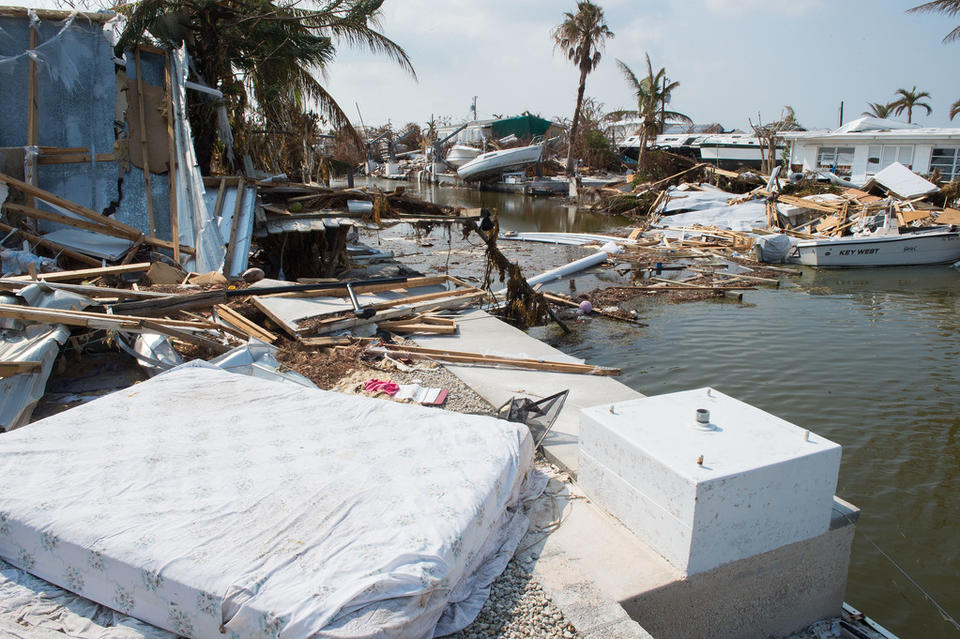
[
  {"x1": 0, "y1": 365, "x2": 539, "y2": 639},
  {"x1": 660, "y1": 202, "x2": 770, "y2": 232},
  {"x1": 754, "y1": 233, "x2": 797, "y2": 263},
  {"x1": 0, "y1": 283, "x2": 89, "y2": 431}
]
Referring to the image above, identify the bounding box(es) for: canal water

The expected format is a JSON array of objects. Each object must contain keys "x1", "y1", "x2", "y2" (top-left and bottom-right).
[{"x1": 379, "y1": 179, "x2": 960, "y2": 638}]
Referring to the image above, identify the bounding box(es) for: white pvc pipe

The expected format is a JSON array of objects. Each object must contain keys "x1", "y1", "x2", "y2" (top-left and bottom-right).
[{"x1": 493, "y1": 242, "x2": 621, "y2": 297}]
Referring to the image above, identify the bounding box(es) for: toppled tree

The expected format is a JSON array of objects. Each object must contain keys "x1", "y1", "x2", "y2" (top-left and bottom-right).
[{"x1": 114, "y1": 0, "x2": 414, "y2": 176}]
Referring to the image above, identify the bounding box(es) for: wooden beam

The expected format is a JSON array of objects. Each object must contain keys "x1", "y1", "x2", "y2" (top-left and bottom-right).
[
  {"x1": 225, "y1": 180, "x2": 245, "y2": 274},
  {"x1": 25, "y1": 23, "x2": 38, "y2": 210},
  {"x1": 214, "y1": 304, "x2": 278, "y2": 343},
  {"x1": 270, "y1": 275, "x2": 449, "y2": 299},
  {"x1": 0, "y1": 303, "x2": 220, "y2": 332},
  {"x1": 0, "y1": 221, "x2": 100, "y2": 267},
  {"x1": 250, "y1": 297, "x2": 300, "y2": 339},
  {"x1": 135, "y1": 49, "x2": 156, "y2": 238},
  {"x1": 302, "y1": 291, "x2": 486, "y2": 335},
  {"x1": 165, "y1": 55, "x2": 180, "y2": 264},
  {"x1": 37, "y1": 153, "x2": 116, "y2": 165},
  {"x1": 6, "y1": 263, "x2": 152, "y2": 282},
  {"x1": 367, "y1": 343, "x2": 620, "y2": 376},
  {"x1": 139, "y1": 319, "x2": 231, "y2": 355},
  {"x1": 3, "y1": 202, "x2": 137, "y2": 240},
  {"x1": 542, "y1": 292, "x2": 646, "y2": 326},
  {"x1": 0, "y1": 361, "x2": 42, "y2": 378},
  {"x1": 0, "y1": 173, "x2": 195, "y2": 256},
  {"x1": 0, "y1": 278, "x2": 171, "y2": 299}
]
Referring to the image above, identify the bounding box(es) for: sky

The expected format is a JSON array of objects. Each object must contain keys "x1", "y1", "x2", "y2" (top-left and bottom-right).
[
  {"x1": 14, "y1": 0, "x2": 959, "y2": 132},
  {"x1": 318, "y1": 0, "x2": 960, "y2": 132}
]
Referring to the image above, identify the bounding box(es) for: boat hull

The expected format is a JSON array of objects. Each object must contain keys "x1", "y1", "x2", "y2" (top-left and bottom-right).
[
  {"x1": 445, "y1": 144, "x2": 481, "y2": 167},
  {"x1": 796, "y1": 230, "x2": 960, "y2": 267},
  {"x1": 457, "y1": 144, "x2": 542, "y2": 181}
]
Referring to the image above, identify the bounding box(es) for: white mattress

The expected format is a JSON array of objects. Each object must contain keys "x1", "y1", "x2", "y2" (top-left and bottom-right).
[{"x1": 0, "y1": 365, "x2": 536, "y2": 639}]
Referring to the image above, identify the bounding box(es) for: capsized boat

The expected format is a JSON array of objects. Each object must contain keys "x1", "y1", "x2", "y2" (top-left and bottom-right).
[
  {"x1": 457, "y1": 143, "x2": 543, "y2": 181},
  {"x1": 445, "y1": 144, "x2": 481, "y2": 167},
  {"x1": 794, "y1": 226, "x2": 960, "y2": 267}
]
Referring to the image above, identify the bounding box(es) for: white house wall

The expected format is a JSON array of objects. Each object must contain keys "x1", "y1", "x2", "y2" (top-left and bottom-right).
[{"x1": 792, "y1": 136, "x2": 960, "y2": 185}]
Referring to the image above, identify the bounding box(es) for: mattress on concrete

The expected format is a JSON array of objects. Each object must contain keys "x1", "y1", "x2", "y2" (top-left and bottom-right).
[{"x1": 0, "y1": 364, "x2": 536, "y2": 639}]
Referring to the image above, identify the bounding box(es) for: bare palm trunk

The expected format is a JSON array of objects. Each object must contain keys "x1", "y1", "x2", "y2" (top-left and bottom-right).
[
  {"x1": 565, "y1": 67, "x2": 588, "y2": 176},
  {"x1": 637, "y1": 127, "x2": 649, "y2": 169}
]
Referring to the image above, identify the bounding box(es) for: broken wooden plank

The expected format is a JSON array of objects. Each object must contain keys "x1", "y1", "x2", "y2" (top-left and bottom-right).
[
  {"x1": 368, "y1": 343, "x2": 620, "y2": 376},
  {"x1": 139, "y1": 319, "x2": 231, "y2": 355},
  {"x1": 164, "y1": 55, "x2": 180, "y2": 264},
  {"x1": 214, "y1": 304, "x2": 278, "y2": 343},
  {"x1": 542, "y1": 292, "x2": 647, "y2": 326},
  {"x1": 299, "y1": 336, "x2": 357, "y2": 347},
  {"x1": 0, "y1": 278, "x2": 171, "y2": 300},
  {"x1": 0, "y1": 221, "x2": 100, "y2": 267},
  {"x1": 303, "y1": 291, "x2": 486, "y2": 336},
  {"x1": 7, "y1": 263, "x2": 152, "y2": 283},
  {"x1": 134, "y1": 49, "x2": 156, "y2": 238},
  {"x1": 378, "y1": 316, "x2": 458, "y2": 335},
  {"x1": 0, "y1": 173, "x2": 195, "y2": 256},
  {"x1": 937, "y1": 208, "x2": 960, "y2": 225},
  {"x1": 0, "y1": 361, "x2": 42, "y2": 378},
  {"x1": 3, "y1": 202, "x2": 138, "y2": 241},
  {"x1": 37, "y1": 153, "x2": 116, "y2": 165},
  {"x1": 270, "y1": 275, "x2": 450, "y2": 298}
]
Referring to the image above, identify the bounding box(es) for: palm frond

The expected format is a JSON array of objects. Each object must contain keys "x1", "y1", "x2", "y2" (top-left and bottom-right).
[{"x1": 615, "y1": 59, "x2": 641, "y2": 91}]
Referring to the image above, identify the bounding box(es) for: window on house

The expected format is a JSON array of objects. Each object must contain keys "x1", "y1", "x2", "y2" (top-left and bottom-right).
[
  {"x1": 817, "y1": 146, "x2": 856, "y2": 176},
  {"x1": 930, "y1": 148, "x2": 960, "y2": 181},
  {"x1": 867, "y1": 145, "x2": 915, "y2": 175}
]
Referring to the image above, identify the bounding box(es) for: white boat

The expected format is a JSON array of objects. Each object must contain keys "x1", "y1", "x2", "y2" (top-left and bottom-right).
[
  {"x1": 795, "y1": 227, "x2": 960, "y2": 267},
  {"x1": 619, "y1": 132, "x2": 785, "y2": 170},
  {"x1": 457, "y1": 144, "x2": 543, "y2": 181},
  {"x1": 445, "y1": 144, "x2": 481, "y2": 167}
]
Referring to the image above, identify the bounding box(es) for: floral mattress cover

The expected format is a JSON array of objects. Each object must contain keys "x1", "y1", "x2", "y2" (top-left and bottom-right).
[{"x1": 0, "y1": 364, "x2": 536, "y2": 639}]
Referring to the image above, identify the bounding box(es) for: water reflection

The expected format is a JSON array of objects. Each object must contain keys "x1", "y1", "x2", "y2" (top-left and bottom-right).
[
  {"x1": 378, "y1": 180, "x2": 960, "y2": 637},
  {"x1": 356, "y1": 177, "x2": 628, "y2": 234}
]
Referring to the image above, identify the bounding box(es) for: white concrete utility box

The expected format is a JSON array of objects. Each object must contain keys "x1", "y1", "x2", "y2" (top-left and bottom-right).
[{"x1": 579, "y1": 387, "x2": 841, "y2": 576}]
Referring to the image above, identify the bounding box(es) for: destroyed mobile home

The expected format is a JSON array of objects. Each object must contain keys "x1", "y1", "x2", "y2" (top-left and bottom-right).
[{"x1": 0, "y1": 6, "x2": 952, "y2": 639}]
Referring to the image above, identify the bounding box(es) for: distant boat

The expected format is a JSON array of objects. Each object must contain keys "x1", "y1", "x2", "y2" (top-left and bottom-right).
[
  {"x1": 618, "y1": 133, "x2": 784, "y2": 170},
  {"x1": 457, "y1": 144, "x2": 543, "y2": 181},
  {"x1": 794, "y1": 227, "x2": 960, "y2": 267},
  {"x1": 445, "y1": 144, "x2": 481, "y2": 167}
]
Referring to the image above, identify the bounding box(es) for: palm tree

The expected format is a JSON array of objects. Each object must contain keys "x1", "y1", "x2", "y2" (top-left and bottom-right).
[
  {"x1": 115, "y1": 0, "x2": 414, "y2": 174},
  {"x1": 552, "y1": 1, "x2": 614, "y2": 176},
  {"x1": 951, "y1": 98, "x2": 960, "y2": 120},
  {"x1": 907, "y1": 1, "x2": 960, "y2": 43},
  {"x1": 862, "y1": 102, "x2": 893, "y2": 119},
  {"x1": 890, "y1": 86, "x2": 933, "y2": 123},
  {"x1": 616, "y1": 54, "x2": 691, "y2": 167}
]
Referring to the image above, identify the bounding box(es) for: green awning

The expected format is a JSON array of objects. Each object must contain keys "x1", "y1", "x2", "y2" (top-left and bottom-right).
[{"x1": 490, "y1": 115, "x2": 554, "y2": 140}]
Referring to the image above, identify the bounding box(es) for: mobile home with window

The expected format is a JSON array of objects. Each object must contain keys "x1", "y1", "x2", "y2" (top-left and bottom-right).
[{"x1": 783, "y1": 117, "x2": 960, "y2": 185}]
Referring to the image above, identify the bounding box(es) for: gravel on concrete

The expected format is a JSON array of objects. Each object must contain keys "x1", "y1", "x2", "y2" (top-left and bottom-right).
[{"x1": 330, "y1": 358, "x2": 582, "y2": 638}]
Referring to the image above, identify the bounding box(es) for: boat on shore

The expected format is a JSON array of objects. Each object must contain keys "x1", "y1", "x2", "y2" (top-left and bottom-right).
[
  {"x1": 457, "y1": 143, "x2": 542, "y2": 181},
  {"x1": 445, "y1": 144, "x2": 481, "y2": 167},
  {"x1": 794, "y1": 227, "x2": 960, "y2": 267}
]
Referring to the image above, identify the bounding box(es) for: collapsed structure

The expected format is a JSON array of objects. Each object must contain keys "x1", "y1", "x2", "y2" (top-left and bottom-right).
[{"x1": 0, "y1": 6, "x2": 928, "y2": 639}]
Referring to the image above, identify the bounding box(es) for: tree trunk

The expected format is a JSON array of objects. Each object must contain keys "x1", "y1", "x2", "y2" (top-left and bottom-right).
[
  {"x1": 636, "y1": 127, "x2": 649, "y2": 170},
  {"x1": 565, "y1": 68, "x2": 588, "y2": 176}
]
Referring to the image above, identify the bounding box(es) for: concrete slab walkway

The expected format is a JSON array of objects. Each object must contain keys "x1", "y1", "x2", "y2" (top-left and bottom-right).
[{"x1": 412, "y1": 309, "x2": 642, "y2": 474}]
